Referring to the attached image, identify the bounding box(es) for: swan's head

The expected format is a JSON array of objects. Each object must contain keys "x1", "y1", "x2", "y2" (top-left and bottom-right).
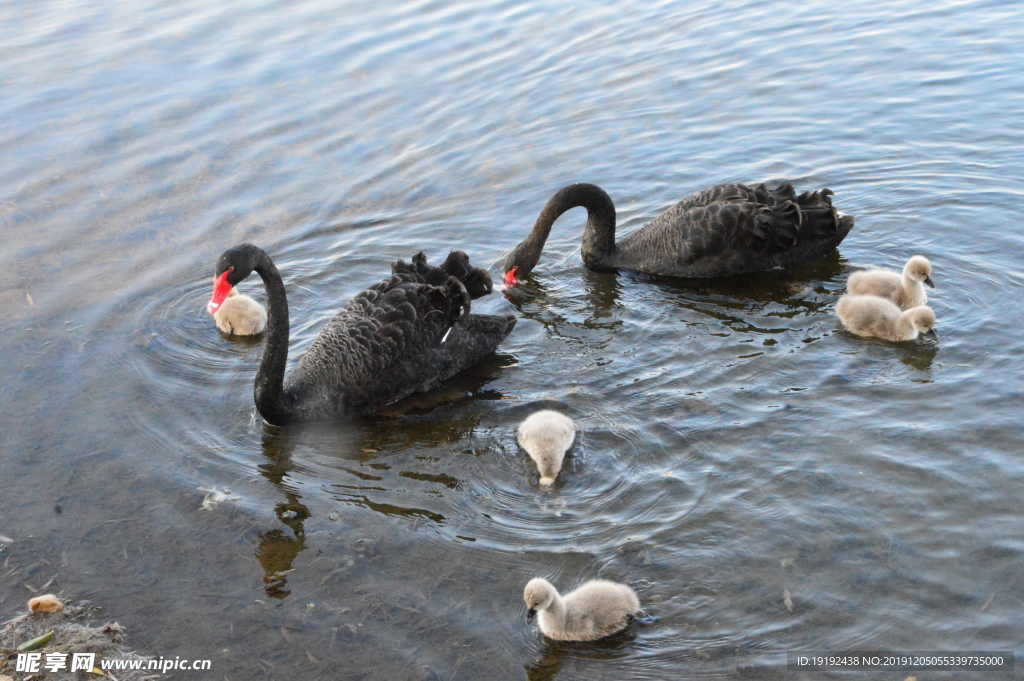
[
  {"x1": 208, "y1": 244, "x2": 260, "y2": 314},
  {"x1": 524, "y1": 578, "x2": 557, "y2": 620},
  {"x1": 909, "y1": 306, "x2": 938, "y2": 341},
  {"x1": 503, "y1": 237, "x2": 544, "y2": 289},
  {"x1": 904, "y1": 255, "x2": 934, "y2": 288}
]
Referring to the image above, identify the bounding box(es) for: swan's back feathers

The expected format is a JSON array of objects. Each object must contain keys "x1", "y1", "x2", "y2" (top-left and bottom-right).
[
  {"x1": 437, "y1": 250, "x2": 494, "y2": 299},
  {"x1": 669, "y1": 181, "x2": 793, "y2": 211},
  {"x1": 750, "y1": 186, "x2": 845, "y2": 247},
  {"x1": 282, "y1": 252, "x2": 514, "y2": 421},
  {"x1": 393, "y1": 250, "x2": 493, "y2": 300},
  {"x1": 615, "y1": 182, "x2": 854, "y2": 278},
  {"x1": 564, "y1": 580, "x2": 641, "y2": 639},
  {"x1": 836, "y1": 294, "x2": 901, "y2": 339}
]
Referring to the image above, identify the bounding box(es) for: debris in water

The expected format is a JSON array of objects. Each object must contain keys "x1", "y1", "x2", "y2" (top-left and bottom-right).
[
  {"x1": 783, "y1": 589, "x2": 794, "y2": 613},
  {"x1": 28, "y1": 594, "x2": 63, "y2": 613},
  {"x1": 0, "y1": 535, "x2": 12, "y2": 544},
  {"x1": 1, "y1": 599, "x2": 153, "y2": 680},
  {"x1": 198, "y1": 487, "x2": 229, "y2": 511},
  {"x1": 17, "y1": 629, "x2": 54, "y2": 651}
]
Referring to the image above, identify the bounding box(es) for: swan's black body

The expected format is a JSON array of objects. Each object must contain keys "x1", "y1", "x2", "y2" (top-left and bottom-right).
[
  {"x1": 212, "y1": 244, "x2": 516, "y2": 425},
  {"x1": 504, "y1": 182, "x2": 855, "y2": 281}
]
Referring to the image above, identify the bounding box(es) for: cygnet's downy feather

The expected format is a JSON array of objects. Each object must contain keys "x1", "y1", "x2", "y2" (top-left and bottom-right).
[
  {"x1": 836, "y1": 294, "x2": 938, "y2": 341},
  {"x1": 518, "y1": 410, "x2": 575, "y2": 485},
  {"x1": 213, "y1": 287, "x2": 268, "y2": 336},
  {"x1": 523, "y1": 577, "x2": 640, "y2": 641},
  {"x1": 847, "y1": 255, "x2": 935, "y2": 309}
]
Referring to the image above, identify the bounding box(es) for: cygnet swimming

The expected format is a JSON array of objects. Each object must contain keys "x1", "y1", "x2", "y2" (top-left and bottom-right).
[
  {"x1": 213, "y1": 287, "x2": 267, "y2": 336},
  {"x1": 518, "y1": 410, "x2": 575, "y2": 486},
  {"x1": 846, "y1": 255, "x2": 934, "y2": 309},
  {"x1": 836, "y1": 295, "x2": 938, "y2": 341},
  {"x1": 523, "y1": 577, "x2": 640, "y2": 641}
]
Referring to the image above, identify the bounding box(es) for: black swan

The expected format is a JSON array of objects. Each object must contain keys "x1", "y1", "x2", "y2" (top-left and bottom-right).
[
  {"x1": 503, "y1": 182, "x2": 855, "y2": 285},
  {"x1": 207, "y1": 244, "x2": 516, "y2": 425}
]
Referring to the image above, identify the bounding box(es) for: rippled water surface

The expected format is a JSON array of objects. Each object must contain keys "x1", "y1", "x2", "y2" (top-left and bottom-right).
[{"x1": 2, "y1": 0, "x2": 1023, "y2": 678}]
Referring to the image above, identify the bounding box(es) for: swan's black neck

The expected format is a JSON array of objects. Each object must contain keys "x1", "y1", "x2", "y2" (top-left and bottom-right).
[
  {"x1": 248, "y1": 246, "x2": 294, "y2": 425},
  {"x1": 505, "y1": 183, "x2": 618, "y2": 278}
]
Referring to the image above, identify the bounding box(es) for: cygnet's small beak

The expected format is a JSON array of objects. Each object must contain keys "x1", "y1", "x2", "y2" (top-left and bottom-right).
[
  {"x1": 924, "y1": 328, "x2": 939, "y2": 341},
  {"x1": 924, "y1": 276, "x2": 936, "y2": 288},
  {"x1": 526, "y1": 608, "x2": 537, "y2": 622}
]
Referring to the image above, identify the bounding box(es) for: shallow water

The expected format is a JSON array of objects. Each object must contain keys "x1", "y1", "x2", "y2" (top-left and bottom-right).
[{"x1": 1, "y1": 0, "x2": 1023, "y2": 678}]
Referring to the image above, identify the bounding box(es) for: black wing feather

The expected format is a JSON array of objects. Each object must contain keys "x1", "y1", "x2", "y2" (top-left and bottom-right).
[{"x1": 283, "y1": 252, "x2": 514, "y2": 420}]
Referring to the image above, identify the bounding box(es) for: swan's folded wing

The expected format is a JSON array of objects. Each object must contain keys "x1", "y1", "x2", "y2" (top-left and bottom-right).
[
  {"x1": 666, "y1": 187, "x2": 844, "y2": 254},
  {"x1": 286, "y1": 272, "x2": 467, "y2": 407},
  {"x1": 350, "y1": 274, "x2": 467, "y2": 365},
  {"x1": 392, "y1": 250, "x2": 493, "y2": 299},
  {"x1": 667, "y1": 182, "x2": 794, "y2": 213},
  {"x1": 623, "y1": 200, "x2": 766, "y2": 263}
]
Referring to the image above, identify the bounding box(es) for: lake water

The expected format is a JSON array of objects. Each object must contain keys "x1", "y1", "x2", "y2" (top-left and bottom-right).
[{"x1": 1, "y1": 0, "x2": 1022, "y2": 678}]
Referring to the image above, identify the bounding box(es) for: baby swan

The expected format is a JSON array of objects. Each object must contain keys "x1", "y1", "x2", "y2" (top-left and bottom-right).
[
  {"x1": 524, "y1": 577, "x2": 640, "y2": 641},
  {"x1": 213, "y1": 287, "x2": 267, "y2": 336},
  {"x1": 836, "y1": 295, "x2": 938, "y2": 342},
  {"x1": 518, "y1": 410, "x2": 575, "y2": 486},
  {"x1": 847, "y1": 255, "x2": 935, "y2": 309}
]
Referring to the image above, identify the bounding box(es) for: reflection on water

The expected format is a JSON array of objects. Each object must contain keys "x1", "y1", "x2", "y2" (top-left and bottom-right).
[
  {"x1": 254, "y1": 432, "x2": 311, "y2": 599},
  {"x1": 2, "y1": 0, "x2": 1023, "y2": 678},
  {"x1": 526, "y1": 628, "x2": 640, "y2": 681}
]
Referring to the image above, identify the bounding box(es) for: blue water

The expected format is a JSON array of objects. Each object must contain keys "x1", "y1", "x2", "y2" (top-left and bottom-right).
[{"x1": 1, "y1": 0, "x2": 1022, "y2": 678}]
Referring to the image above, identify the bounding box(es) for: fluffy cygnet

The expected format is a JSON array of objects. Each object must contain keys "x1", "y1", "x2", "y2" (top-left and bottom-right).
[
  {"x1": 213, "y1": 287, "x2": 267, "y2": 336},
  {"x1": 518, "y1": 410, "x2": 575, "y2": 486},
  {"x1": 524, "y1": 577, "x2": 640, "y2": 641},
  {"x1": 846, "y1": 255, "x2": 935, "y2": 309},
  {"x1": 836, "y1": 295, "x2": 938, "y2": 341}
]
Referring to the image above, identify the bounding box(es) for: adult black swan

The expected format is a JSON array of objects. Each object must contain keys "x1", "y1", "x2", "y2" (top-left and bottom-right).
[
  {"x1": 503, "y1": 182, "x2": 855, "y2": 286},
  {"x1": 207, "y1": 244, "x2": 516, "y2": 425}
]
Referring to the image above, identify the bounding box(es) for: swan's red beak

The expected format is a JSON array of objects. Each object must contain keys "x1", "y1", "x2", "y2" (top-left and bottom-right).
[
  {"x1": 208, "y1": 271, "x2": 232, "y2": 314},
  {"x1": 503, "y1": 266, "x2": 519, "y2": 289}
]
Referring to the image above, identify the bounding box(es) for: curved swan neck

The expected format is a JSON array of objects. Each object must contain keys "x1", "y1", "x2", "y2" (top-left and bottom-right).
[
  {"x1": 541, "y1": 591, "x2": 567, "y2": 630},
  {"x1": 250, "y1": 247, "x2": 293, "y2": 423},
  {"x1": 901, "y1": 266, "x2": 925, "y2": 301},
  {"x1": 901, "y1": 266, "x2": 918, "y2": 291},
  {"x1": 506, "y1": 183, "x2": 618, "y2": 279},
  {"x1": 895, "y1": 311, "x2": 918, "y2": 340}
]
